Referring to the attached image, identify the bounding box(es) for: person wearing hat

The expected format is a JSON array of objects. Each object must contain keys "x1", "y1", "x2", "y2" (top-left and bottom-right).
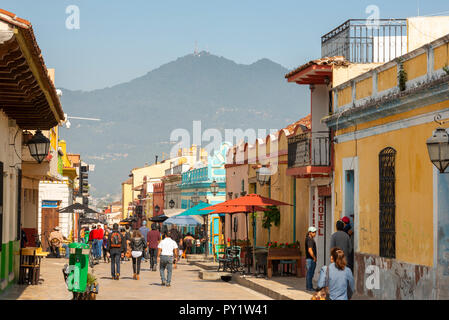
[
  {"x1": 49, "y1": 227, "x2": 69, "y2": 258},
  {"x1": 305, "y1": 226, "x2": 318, "y2": 291},
  {"x1": 341, "y1": 216, "x2": 354, "y2": 272},
  {"x1": 341, "y1": 216, "x2": 353, "y2": 236}
]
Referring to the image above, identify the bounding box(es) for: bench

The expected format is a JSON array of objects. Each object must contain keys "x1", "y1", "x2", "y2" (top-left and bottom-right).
[{"x1": 267, "y1": 248, "x2": 301, "y2": 279}]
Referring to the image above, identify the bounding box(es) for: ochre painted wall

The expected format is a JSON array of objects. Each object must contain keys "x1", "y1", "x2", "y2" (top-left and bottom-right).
[
  {"x1": 377, "y1": 65, "x2": 397, "y2": 92},
  {"x1": 403, "y1": 53, "x2": 428, "y2": 81},
  {"x1": 338, "y1": 86, "x2": 352, "y2": 107},
  {"x1": 121, "y1": 182, "x2": 132, "y2": 219},
  {"x1": 334, "y1": 121, "x2": 438, "y2": 267},
  {"x1": 355, "y1": 76, "x2": 373, "y2": 100},
  {"x1": 434, "y1": 43, "x2": 449, "y2": 71}
]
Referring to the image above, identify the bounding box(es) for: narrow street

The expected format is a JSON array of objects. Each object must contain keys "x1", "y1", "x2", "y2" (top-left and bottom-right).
[{"x1": 0, "y1": 257, "x2": 271, "y2": 300}]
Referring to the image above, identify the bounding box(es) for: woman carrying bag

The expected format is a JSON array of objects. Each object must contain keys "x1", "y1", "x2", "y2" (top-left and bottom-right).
[
  {"x1": 130, "y1": 230, "x2": 147, "y2": 280},
  {"x1": 314, "y1": 247, "x2": 355, "y2": 300}
]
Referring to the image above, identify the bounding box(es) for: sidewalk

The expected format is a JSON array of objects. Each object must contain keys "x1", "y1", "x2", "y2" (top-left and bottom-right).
[{"x1": 189, "y1": 257, "x2": 374, "y2": 300}]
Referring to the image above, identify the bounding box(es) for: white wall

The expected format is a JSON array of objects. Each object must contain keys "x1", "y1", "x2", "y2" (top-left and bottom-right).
[
  {"x1": 0, "y1": 111, "x2": 22, "y2": 244},
  {"x1": 38, "y1": 180, "x2": 73, "y2": 238}
]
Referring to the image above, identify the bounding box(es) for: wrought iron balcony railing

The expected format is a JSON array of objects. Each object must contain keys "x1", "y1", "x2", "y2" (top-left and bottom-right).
[
  {"x1": 288, "y1": 131, "x2": 330, "y2": 168},
  {"x1": 321, "y1": 19, "x2": 407, "y2": 63}
]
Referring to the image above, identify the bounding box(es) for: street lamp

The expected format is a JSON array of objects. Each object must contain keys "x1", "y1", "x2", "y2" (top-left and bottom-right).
[
  {"x1": 210, "y1": 180, "x2": 219, "y2": 196},
  {"x1": 27, "y1": 130, "x2": 50, "y2": 164},
  {"x1": 169, "y1": 199, "x2": 175, "y2": 209},
  {"x1": 427, "y1": 116, "x2": 449, "y2": 174},
  {"x1": 256, "y1": 166, "x2": 271, "y2": 186}
]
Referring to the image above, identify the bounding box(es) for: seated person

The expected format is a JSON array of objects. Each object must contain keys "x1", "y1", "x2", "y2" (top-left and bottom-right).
[{"x1": 49, "y1": 227, "x2": 69, "y2": 258}]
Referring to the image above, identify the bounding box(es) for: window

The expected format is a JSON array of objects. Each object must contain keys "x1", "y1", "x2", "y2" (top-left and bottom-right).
[{"x1": 379, "y1": 147, "x2": 396, "y2": 258}]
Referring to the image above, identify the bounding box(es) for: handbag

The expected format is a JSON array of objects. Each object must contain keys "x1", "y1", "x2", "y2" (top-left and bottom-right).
[
  {"x1": 311, "y1": 265, "x2": 330, "y2": 300},
  {"x1": 131, "y1": 251, "x2": 142, "y2": 258}
]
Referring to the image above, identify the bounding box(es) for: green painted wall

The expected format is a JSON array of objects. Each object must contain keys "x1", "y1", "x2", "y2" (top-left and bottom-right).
[{"x1": 0, "y1": 240, "x2": 20, "y2": 293}]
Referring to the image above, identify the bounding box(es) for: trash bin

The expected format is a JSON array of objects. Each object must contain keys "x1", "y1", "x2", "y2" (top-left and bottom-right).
[{"x1": 65, "y1": 242, "x2": 90, "y2": 293}]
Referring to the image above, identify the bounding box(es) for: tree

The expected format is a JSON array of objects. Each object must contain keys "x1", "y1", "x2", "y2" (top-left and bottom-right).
[{"x1": 261, "y1": 206, "x2": 280, "y2": 243}]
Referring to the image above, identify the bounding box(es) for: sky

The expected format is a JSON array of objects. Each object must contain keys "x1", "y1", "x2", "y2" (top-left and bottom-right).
[{"x1": 3, "y1": 0, "x2": 449, "y2": 91}]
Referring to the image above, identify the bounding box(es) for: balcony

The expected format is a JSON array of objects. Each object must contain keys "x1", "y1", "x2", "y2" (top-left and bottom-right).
[
  {"x1": 321, "y1": 19, "x2": 407, "y2": 63},
  {"x1": 181, "y1": 167, "x2": 209, "y2": 185},
  {"x1": 287, "y1": 131, "x2": 331, "y2": 178}
]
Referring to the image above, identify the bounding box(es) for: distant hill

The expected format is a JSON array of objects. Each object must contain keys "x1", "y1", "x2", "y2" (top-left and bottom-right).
[{"x1": 59, "y1": 51, "x2": 309, "y2": 199}]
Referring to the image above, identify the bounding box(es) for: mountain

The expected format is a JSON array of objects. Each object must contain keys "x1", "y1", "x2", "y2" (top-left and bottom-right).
[{"x1": 59, "y1": 51, "x2": 309, "y2": 200}]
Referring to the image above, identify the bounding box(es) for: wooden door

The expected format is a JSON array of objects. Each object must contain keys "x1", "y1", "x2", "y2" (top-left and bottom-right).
[{"x1": 41, "y1": 208, "x2": 59, "y2": 251}]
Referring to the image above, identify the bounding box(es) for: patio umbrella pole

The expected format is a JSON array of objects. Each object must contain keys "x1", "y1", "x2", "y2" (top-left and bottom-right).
[
  {"x1": 246, "y1": 211, "x2": 250, "y2": 274},
  {"x1": 205, "y1": 215, "x2": 209, "y2": 258},
  {"x1": 252, "y1": 205, "x2": 256, "y2": 275}
]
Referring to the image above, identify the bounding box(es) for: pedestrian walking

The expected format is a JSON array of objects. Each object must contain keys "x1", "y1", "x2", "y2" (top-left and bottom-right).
[
  {"x1": 139, "y1": 221, "x2": 150, "y2": 262},
  {"x1": 169, "y1": 226, "x2": 181, "y2": 265},
  {"x1": 103, "y1": 231, "x2": 110, "y2": 263},
  {"x1": 330, "y1": 220, "x2": 353, "y2": 270},
  {"x1": 316, "y1": 247, "x2": 355, "y2": 300},
  {"x1": 305, "y1": 226, "x2": 318, "y2": 291},
  {"x1": 147, "y1": 223, "x2": 161, "y2": 271},
  {"x1": 157, "y1": 231, "x2": 178, "y2": 287},
  {"x1": 130, "y1": 230, "x2": 147, "y2": 280},
  {"x1": 183, "y1": 233, "x2": 195, "y2": 256},
  {"x1": 96, "y1": 224, "x2": 104, "y2": 260},
  {"x1": 107, "y1": 223, "x2": 126, "y2": 280}
]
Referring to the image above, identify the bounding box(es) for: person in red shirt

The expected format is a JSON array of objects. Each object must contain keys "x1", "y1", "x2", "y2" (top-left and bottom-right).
[
  {"x1": 147, "y1": 223, "x2": 161, "y2": 271},
  {"x1": 89, "y1": 225, "x2": 99, "y2": 260},
  {"x1": 96, "y1": 224, "x2": 104, "y2": 260}
]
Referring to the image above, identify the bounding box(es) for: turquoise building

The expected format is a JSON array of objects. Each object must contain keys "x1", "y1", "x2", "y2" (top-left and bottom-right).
[{"x1": 179, "y1": 143, "x2": 229, "y2": 254}]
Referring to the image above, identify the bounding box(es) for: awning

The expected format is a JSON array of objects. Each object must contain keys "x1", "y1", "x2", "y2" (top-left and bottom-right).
[
  {"x1": 163, "y1": 208, "x2": 186, "y2": 218},
  {"x1": 163, "y1": 215, "x2": 201, "y2": 226}
]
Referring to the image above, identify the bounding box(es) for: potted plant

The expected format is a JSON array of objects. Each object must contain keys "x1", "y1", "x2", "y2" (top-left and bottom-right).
[
  {"x1": 262, "y1": 206, "x2": 280, "y2": 243},
  {"x1": 73, "y1": 273, "x2": 99, "y2": 300},
  {"x1": 267, "y1": 240, "x2": 301, "y2": 256}
]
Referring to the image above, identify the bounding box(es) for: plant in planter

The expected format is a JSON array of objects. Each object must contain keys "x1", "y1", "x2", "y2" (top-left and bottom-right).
[
  {"x1": 73, "y1": 273, "x2": 99, "y2": 300},
  {"x1": 262, "y1": 206, "x2": 280, "y2": 244}
]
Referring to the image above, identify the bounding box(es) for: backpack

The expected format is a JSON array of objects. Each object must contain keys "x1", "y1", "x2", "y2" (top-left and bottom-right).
[{"x1": 110, "y1": 231, "x2": 122, "y2": 248}]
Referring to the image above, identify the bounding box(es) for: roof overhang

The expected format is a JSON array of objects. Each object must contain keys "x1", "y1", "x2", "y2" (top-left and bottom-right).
[
  {"x1": 286, "y1": 64, "x2": 333, "y2": 85},
  {"x1": 0, "y1": 10, "x2": 64, "y2": 130}
]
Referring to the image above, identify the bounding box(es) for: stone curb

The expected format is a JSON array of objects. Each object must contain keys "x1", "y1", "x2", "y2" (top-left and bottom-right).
[
  {"x1": 231, "y1": 274, "x2": 293, "y2": 300},
  {"x1": 188, "y1": 259, "x2": 293, "y2": 300}
]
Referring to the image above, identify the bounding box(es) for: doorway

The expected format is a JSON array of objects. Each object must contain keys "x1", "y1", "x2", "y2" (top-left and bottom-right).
[{"x1": 41, "y1": 200, "x2": 60, "y2": 251}]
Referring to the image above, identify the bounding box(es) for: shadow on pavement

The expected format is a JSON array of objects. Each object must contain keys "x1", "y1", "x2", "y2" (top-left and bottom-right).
[{"x1": 0, "y1": 284, "x2": 27, "y2": 300}]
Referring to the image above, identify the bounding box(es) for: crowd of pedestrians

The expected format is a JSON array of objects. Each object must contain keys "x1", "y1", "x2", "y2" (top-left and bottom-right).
[{"x1": 78, "y1": 221, "x2": 202, "y2": 287}]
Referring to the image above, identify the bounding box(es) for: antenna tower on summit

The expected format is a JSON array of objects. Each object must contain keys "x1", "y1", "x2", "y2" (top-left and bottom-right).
[{"x1": 194, "y1": 41, "x2": 199, "y2": 56}]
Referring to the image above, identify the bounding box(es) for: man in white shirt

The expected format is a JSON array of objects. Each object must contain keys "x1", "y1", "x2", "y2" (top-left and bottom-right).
[{"x1": 157, "y1": 231, "x2": 178, "y2": 287}]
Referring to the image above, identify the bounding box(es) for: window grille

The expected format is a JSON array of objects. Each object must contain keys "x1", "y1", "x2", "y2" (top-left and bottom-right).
[{"x1": 379, "y1": 147, "x2": 396, "y2": 258}]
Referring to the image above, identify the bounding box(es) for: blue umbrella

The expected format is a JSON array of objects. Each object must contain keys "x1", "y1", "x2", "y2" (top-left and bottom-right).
[
  {"x1": 163, "y1": 215, "x2": 201, "y2": 226},
  {"x1": 177, "y1": 202, "x2": 214, "y2": 216}
]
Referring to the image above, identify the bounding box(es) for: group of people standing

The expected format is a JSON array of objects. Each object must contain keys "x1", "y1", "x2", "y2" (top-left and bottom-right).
[{"x1": 305, "y1": 216, "x2": 355, "y2": 300}]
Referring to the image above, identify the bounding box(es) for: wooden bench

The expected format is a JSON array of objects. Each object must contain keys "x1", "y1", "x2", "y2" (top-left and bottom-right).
[{"x1": 267, "y1": 248, "x2": 301, "y2": 278}]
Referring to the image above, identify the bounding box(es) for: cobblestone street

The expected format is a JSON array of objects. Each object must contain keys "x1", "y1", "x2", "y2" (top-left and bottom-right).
[{"x1": 0, "y1": 257, "x2": 271, "y2": 300}]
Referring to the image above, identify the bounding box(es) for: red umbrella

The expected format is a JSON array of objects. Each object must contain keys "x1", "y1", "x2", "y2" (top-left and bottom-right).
[
  {"x1": 202, "y1": 194, "x2": 291, "y2": 273},
  {"x1": 208, "y1": 205, "x2": 267, "y2": 247},
  {"x1": 203, "y1": 194, "x2": 291, "y2": 208}
]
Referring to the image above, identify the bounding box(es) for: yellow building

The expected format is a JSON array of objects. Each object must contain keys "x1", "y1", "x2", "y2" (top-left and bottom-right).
[
  {"x1": 226, "y1": 116, "x2": 312, "y2": 276},
  {"x1": 322, "y1": 32, "x2": 449, "y2": 299},
  {"x1": 121, "y1": 178, "x2": 133, "y2": 219}
]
